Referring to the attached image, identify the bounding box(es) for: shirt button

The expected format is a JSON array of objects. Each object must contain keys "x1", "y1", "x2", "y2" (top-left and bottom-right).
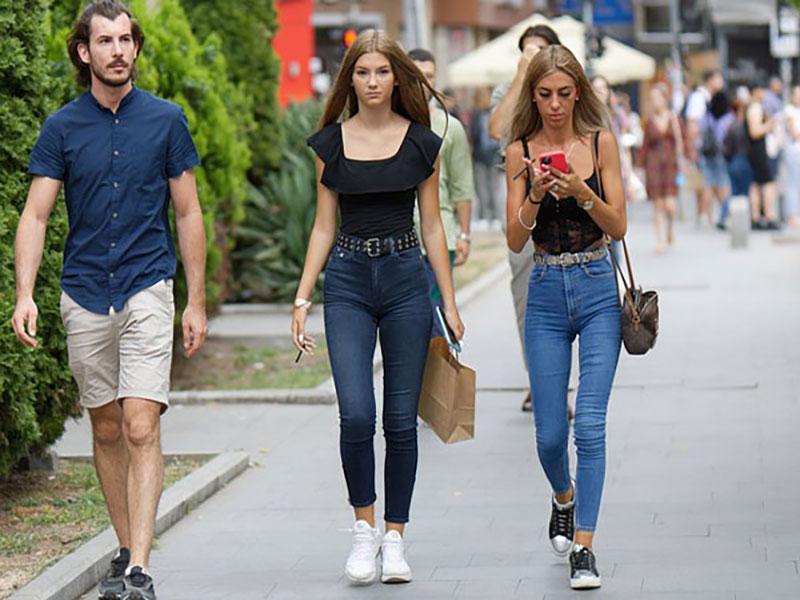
[
  {"x1": 109, "y1": 272, "x2": 115, "y2": 278},
  {"x1": 110, "y1": 242, "x2": 116, "y2": 248},
  {"x1": 112, "y1": 212, "x2": 118, "y2": 218},
  {"x1": 114, "y1": 118, "x2": 120, "y2": 124},
  {"x1": 113, "y1": 150, "x2": 120, "y2": 156},
  {"x1": 112, "y1": 182, "x2": 119, "y2": 188}
]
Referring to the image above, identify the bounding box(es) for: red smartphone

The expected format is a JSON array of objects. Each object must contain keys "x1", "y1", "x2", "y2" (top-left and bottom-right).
[{"x1": 538, "y1": 151, "x2": 568, "y2": 174}]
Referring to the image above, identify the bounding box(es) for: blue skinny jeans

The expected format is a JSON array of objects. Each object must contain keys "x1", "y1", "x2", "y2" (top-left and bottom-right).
[
  {"x1": 323, "y1": 243, "x2": 432, "y2": 523},
  {"x1": 524, "y1": 252, "x2": 621, "y2": 532}
]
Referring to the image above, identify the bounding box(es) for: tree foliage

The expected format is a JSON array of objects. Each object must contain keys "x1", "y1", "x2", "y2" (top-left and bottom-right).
[
  {"x1": 0, "y1": 0, "x2": 79, "y2": 477},
  {"x1": 180, "y1": 0, "x2": 283, "y2": 182}
]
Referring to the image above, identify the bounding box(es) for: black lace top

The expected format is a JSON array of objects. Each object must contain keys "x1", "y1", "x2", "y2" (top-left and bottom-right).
[
  {"x1": 524, "y1": 132, "x2": 606, "y2": 254},
  {"x1": 307, "y1": 121, "x2": 442, "y2": 238}
]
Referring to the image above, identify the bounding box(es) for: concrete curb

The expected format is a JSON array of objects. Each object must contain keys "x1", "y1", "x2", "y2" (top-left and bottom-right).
[
  {"x1": 9, "y1": 451, "x2": 250, "y2": 600},
  {"x1": 173, "y1": 257, "x2": 510, "y2": 407},
  {"x1": 170, "y1": 386, "x2": 335, "y2": 405}
]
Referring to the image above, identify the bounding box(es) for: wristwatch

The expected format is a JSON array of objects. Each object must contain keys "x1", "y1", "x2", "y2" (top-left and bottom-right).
[
  {"x1": 458, "y1": 232, "x2": 471, "y2": 243},
  {"x1": 577, "y1": 191, "x2": 595, "y2": 211},
  {"x1": 293, "y1": 297, "x2": 312, "y2": 311}
]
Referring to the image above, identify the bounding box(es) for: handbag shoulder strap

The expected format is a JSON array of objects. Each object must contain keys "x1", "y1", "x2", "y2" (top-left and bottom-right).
[{"x1": 590, "y1": 129, "x2": 637, "y2": 290}]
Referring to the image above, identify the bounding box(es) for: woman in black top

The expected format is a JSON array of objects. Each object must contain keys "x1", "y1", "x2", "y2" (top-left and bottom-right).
[
  {"x1": 505, "y1": 46, "x2": 626, "y2": 590},
  {"x1": 292, "y1": 30, "x2": 464, "y2": 586}
]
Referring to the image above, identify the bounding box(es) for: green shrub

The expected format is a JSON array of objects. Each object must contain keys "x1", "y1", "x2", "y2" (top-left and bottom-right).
[
  {"x1": 233, "y1": 100, "x2": 324, "y2": 302},
  {"x1": 0, "y1": 0, "x2": 79, "y2": 478},
  {"x1": 180, "y1": 0, "x2": 282, "y2": 182}
]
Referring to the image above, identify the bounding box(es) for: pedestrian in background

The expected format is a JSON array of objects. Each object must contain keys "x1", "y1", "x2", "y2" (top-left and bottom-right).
[
  {"x1": 685, "y1": 69, "x2": 726, "y2": 225},
  {"x1": 12, "y1": 3, "x2": 207, "y2": 599},
  {"x1": 505, "y1": 45, "x2": 625, "y2": 590},
  {"x1": 722, "y1": 92, "x2": 754, "y2": 202},
  {"x1": 488, "y1": 23, "x2": 561, "y2": 413},
  {"x1": 293, "y1": 29, "x2": 465, "y2": 586},
  {"x1": 471, "y1": 87, "x2": 503, "y2": 227},
  {"x1": 700, "y1": 90, "x2": 734, "y2": 230},
  {"x1": 746, "y1": 80, "x2": 781, "y2": 229},
  {"x1": 638, "y1": 83, "x2": 684, "y2": 251},
  {"x1": 410, "y1": 47, "x2": 475, "y2": 337},
  {"x1": 781, "y1": 84, "x2": 800, "y2": 228}
]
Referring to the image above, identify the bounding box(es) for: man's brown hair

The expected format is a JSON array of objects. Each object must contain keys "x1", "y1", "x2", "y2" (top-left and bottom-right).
[{"x1": 67, "y1": 0, "x2": 145, "y2": 88}]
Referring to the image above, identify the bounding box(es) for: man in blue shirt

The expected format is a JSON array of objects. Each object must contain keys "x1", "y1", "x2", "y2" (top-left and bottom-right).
[{"x1": 11, "y1": 3, "x2": 206, "y2": 599}]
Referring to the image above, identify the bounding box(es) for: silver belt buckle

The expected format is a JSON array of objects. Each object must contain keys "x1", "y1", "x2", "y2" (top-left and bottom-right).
[
  {"x1": 559, "y1": 253, "x2": 574, "y2": 267},
  {"x1": 365, "y1": 237, "x2": 381, "y2": 257}
]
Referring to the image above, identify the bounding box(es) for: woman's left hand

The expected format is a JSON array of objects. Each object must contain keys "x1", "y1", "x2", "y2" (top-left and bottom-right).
[
  {"x1": 546, "y1": 164, "x2": 589, "y2": 201},
  {"x1": 443, "y1": 305, "x2": 465, "y2": 341}
]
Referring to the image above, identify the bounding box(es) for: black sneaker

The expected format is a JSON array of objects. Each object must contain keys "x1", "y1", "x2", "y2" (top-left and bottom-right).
[
  {"x1": 98, "y1": 548, "x2": 129, "y2": 600},
  {"x1": 548, "y1": 493, "x2": 575, "y2": 557},
  {"x1": 570, "y1": 545, "x2": 601, "y2": 589},
  {"x1": 122, "y1": 566, "x2": 156, "y2": 600}
]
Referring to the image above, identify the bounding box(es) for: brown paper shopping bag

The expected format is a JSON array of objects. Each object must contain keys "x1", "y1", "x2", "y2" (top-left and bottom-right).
[{"x1": 418, "y1": 337, "x2": 476, "y2": 444}]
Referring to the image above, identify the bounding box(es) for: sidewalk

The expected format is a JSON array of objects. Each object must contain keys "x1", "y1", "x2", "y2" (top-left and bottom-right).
[{"x1": 58, "y1": 203, "x2": 800, "y2": 599}]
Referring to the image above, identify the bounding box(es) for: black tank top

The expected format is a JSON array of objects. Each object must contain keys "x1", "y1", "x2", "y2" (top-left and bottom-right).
[
  {"x1": 307, "y1": 121, "x2": 442, "y2": 238},
  {"x1": 522, "y1": 132, "x2": 606, "y2": 254}
]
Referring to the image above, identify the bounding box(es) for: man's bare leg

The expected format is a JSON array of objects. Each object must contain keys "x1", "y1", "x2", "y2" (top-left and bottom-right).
[
  {"x1": 89, "y1": 401, "x2": 131, "y2": 549},
  {"x1": 122, "y1": 398, "x2": 163, "y2": 569}
]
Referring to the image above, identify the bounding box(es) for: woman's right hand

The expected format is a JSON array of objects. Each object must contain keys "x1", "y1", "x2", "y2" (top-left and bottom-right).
[
  {"x1": 291, "y1": 307, "x2": 317, "y2": 355},
  {"x1": 523, "y1": 157, "x2": 556, "y2": 202}
]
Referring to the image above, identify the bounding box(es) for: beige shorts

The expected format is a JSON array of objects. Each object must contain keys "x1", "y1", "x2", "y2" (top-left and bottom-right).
[{"x1": 60, "y1": 279, "x2": 175, "y2": 412}]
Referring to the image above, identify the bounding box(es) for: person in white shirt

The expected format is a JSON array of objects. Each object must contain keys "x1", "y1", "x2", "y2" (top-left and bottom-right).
[{"x1": 685, "y1": 69, "x2": 725, "y2": 225}]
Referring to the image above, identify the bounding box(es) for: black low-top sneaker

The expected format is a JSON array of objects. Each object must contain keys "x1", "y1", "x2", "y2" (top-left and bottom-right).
[
  {"x1": 98, "y1": 548, "x2": 129, "y2": 600},
  {"x1": 122, "y1": 566, "x2": 156, "y2": 600},
  {"x1": 548, "y1": 494, "x2": 575, "y2": 557},
  {"x1": 569, "y1": 544, "x2": 601, "y2": 589}
]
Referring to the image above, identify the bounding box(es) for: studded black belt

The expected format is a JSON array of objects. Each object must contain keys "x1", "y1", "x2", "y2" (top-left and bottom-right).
[{"x1": 335, "y1": 230, "x2": 419, "y2": 257}]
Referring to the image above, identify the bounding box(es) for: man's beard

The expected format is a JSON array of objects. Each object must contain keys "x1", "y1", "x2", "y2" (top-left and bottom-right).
[{"x1": 90, "y1": 61, "x2": 133, "y2": 88}]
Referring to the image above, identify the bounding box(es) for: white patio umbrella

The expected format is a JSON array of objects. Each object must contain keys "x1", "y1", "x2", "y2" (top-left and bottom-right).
[{"x1": 447, "y1": 13, "x2": 655, "y2": 87}]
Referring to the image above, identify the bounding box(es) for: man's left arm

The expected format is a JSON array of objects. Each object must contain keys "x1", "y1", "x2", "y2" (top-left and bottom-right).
[
  {"x1": 448, "y1": 120, "x2": 476, "y2": 266},
  {"x1": 170, "y1": 169, "x2": 207, "y2": 357}
]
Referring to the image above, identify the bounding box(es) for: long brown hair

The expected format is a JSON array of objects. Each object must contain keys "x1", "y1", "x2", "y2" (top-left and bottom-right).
[
  {"x1": 320, "y1": 29, "x2": 442, "y2": 129},
  {"x1": 508, "y1": 45, "x2": 609, "y2": 144},
  {"x1": 67, "y1": 1, "x2": 145, "y2": 88}
]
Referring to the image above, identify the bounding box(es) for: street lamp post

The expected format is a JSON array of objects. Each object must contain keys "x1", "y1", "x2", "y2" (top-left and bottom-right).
[{"x1": 583, "y1": 0, "x2": 594, "y2": 76}]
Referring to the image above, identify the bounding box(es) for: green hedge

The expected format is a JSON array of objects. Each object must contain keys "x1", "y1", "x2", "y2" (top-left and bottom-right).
[
  {"x1": 0, "y1": 0, "x2": 79, "y2": 478},
  {"x1": 180, "y1": 0, "x2": 283, "y2": 182},
  {"x1": 233, "y1": 100, "x2": 324, "y2": 302}
]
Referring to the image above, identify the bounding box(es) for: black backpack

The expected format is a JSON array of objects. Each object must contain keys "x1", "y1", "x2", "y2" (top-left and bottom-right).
[{"x1": 700, "y1": 113, "x2": 719, "y2": 157}]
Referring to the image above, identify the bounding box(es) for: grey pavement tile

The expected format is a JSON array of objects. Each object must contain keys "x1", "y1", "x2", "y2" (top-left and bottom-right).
[
  {"x1": 454, "y1": 578, "x2": 522, "y2": 598},
  {"x1": 541, "y1": 594, "x2": 735, "y2": 600}
]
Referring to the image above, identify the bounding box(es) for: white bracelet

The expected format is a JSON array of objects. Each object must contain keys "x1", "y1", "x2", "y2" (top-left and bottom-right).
[{"x1": 517, "y1": 205, "x2": 536, "y2": 231}]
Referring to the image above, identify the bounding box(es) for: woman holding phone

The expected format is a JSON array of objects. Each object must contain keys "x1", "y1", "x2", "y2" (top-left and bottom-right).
[
  {"x1": 505, "y1": 45, "x2": 625, "y2": 590},
  {"x1": 291, "y1": 29, "x2": 465, "y2": 586}
]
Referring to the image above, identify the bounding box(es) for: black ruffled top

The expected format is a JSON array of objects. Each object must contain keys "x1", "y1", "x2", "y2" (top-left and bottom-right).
[{"x1": 307, "y1": 121, "x2": 442, "y2": 238}]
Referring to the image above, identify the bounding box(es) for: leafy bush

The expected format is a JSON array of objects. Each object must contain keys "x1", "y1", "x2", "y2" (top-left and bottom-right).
[
  {"x1": 0, "y1": 0, "x2": 79, "y2": 478},
  {"x1": 180, "y1": 0, "x2": 283, "y2": 182},
  {"x1": 233, "y1": 100, "x2": 324, "y2": 302}
]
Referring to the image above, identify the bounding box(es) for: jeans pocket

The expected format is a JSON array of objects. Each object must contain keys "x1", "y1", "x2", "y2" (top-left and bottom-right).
[
  {"x1": 529, "y1": 262, "x2": 548, "y2": 284},
  {"x1": 580, "y1": 258, "x2": 614, "y2": 279}
]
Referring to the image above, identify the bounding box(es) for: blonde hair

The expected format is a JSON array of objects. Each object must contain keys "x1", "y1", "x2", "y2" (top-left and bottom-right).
[
  {"x1": 320, "y1": 29, "x2": 443, "y2": 129},
  {"x1": 509, "y1": 45, "x2": 609, "y2": 143}
]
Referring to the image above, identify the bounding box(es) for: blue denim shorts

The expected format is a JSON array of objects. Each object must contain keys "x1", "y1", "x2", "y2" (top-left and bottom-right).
[{"x1": 701, "y1": 154, "x2": 731, "y2": 189}]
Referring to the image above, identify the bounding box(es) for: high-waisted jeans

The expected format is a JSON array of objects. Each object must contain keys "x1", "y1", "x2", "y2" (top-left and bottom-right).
[
  {"x1": 524, "y1": 252, "x2": 621, "y2": 532},
  {"x1": 323, "y1": 243, "x2": 432, "y2": 523}
]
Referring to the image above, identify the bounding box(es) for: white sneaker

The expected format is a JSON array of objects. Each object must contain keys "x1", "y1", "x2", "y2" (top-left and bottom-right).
[
  {"x1": 345, "y1": 520, "x2": 381, "y2": 584},
  {"x1": 380, "y1": 530, "x2": 412, "y2": 583}
]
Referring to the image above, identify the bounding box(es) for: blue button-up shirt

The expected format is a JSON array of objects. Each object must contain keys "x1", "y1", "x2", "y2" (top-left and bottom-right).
[{"x1": 27, "y1": 87, "x2": 200, "y2": 314}]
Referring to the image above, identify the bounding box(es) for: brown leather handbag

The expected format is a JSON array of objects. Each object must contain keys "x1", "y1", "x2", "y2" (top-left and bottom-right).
[
  {"x1": 609, "y1": 240, "x2": 659, "y2": 355},
  {"x1": 590, "y1": 130, "x2": 659, "y2": 355}
]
